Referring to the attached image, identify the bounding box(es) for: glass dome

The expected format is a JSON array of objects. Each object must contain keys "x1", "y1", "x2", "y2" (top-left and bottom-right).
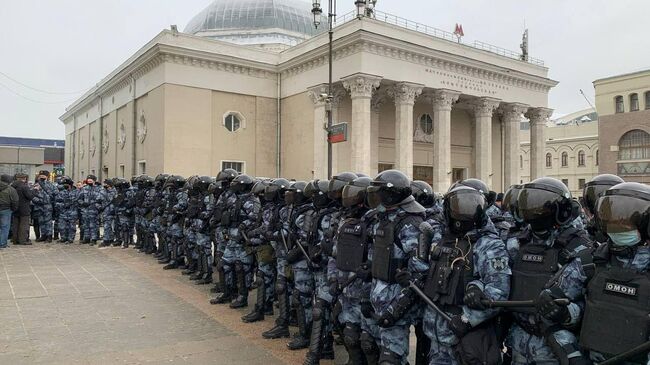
[{"x1": 184, "y1": 0, "x2": 326, "y2": 48}]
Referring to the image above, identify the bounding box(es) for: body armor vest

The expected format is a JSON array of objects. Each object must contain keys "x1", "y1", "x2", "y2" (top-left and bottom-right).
[
  {"x1": 579, "y1": 246, "x2": 650, "y2": 359},
  {"x1": 308, "y1": 207, "x2": 336, "y2": 258},
  {"x1": 372, "y1": 214, "x2": 422, "y2": 284},
  {"x1": 424, "y1": 234, "x2": 475, "y2": 310},
  {"x1": 336, "y1": 218, "x2": 368, "y2": 272},
  {"x1": 221, "y1": 198, "x2": 243, "y2": 227},
  {"x1": 288, "y1": 205, "x2": 314, "y2": 249}
]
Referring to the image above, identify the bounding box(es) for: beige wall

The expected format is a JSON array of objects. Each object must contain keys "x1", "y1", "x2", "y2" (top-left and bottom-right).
[
  {"x1": 280, "y1": 92, "x2": 315, "y2": 180},
  {"x1": 595, "y1": 71, "x2": 650, "y2": 116}
]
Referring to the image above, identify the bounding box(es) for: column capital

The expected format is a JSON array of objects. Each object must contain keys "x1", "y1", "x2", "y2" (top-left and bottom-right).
[
  {"x1": 371, "y1": 90, "x2": 388, "y2": 113},
  {"x1": 469, "y1": 97, "x2": 501, "y2": 118},
  {"x1": 307, "y1": 84, "x2": 329, "y2": 106},
  {"x1": 342, "y1": 73, "x2": 382, "y2": 99},
  {"x1": 426, "y1": 89, "x2": 461, "y2": 111},
  {"x1": 498, "y1": 102, "x2": 529, "y2": 122},
  {"x1": 388, "y1": 82, "x2": 424, "y2": 106},
  {"x1": 525, "y1": 107, "x2": 554, "y2": 125},
  {"x1": 329, "y1": 85, "x2": 347, "y2": 110}
]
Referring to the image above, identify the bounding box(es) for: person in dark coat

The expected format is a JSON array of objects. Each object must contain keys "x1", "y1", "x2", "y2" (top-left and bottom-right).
[
  {"x1": 11, "y1": 173, "x2": 34, "y2": 245},
  {"x1": 0, "y1": 174, "x2": 19, "y2": 248}
]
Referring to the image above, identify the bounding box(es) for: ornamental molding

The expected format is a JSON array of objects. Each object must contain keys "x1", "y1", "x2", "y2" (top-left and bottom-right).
[
  {"x1": 388, "y1": 82, "x2": 424, "y2": 105},
  {"x1": 281, "y1": 36, "x2": 556, "y2": 94},
  {"x1": 90, "y1": 135, "x2": 97, "y2": 157},
  {"x1": 159, "y1": 51, "x2": 277, "y2": 80},
  {"x1": 469, "y1": 97, "x2": 501, "y2": 118},
  {"x1": 424, "y1": 89, "x2": 460, "y2": 111},
  {"x1": 371, "y1": 91, "x2": 388, "y2": 113},
  {"x1": 137, "y1": 110, "x2": 147, "y2": 143},
  {"x1": 102, "y1": 128, "x2": 109, "y2": 153},
  {"x1": 525, "y1": 107, "x2": 554, "y2": 125},
  {"x1": 498, "y1": 102, "x2": 529, "y2": 123},
  {"x1": 117, "y1": 122, "x2": 127, "y2": 150},
  {"x1": 80, "y1": 139, "x2": 85, "y2": 160},
  {"x1": 342, "y1": 73, "x2": 382, "y2": 99},
  {"x1": 307, "y1": 84, "x2": 329, "y2": 106}
]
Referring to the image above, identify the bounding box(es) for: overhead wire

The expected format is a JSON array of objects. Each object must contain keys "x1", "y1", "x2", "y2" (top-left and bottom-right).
[
  {"x1": 0, "y1": 80, "x2": 82, "y2": 104},
  {"x1": 0, "y1": 70, "x2": 90, "y2": 95}
]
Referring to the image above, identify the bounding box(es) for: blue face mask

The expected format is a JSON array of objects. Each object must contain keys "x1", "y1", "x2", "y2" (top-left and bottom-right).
[
  {"x1": 608, "y1": 230, "x2": 641, "y2": 247},
  {"x1": 376, "y1": 204, "x2": 386, "y2": 213}
]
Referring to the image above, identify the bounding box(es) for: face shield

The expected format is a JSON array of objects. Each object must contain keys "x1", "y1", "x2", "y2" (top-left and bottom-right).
[{"x1": 342, "y1": 184, "x2": 367, "y2": 208}]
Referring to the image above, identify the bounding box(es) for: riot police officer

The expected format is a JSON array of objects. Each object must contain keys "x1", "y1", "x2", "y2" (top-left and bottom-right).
[
  {"x1": 209, "y1": 168, "x2": 239, "y2": 295},
  {"x1": 580, "y1": 182, "x2": 650, "y2": 364},
  {"x1": 582, "y1": 174, "x2": 624, "y2": 243},
  {"x1": 54, "y1": 176, "x2": 78, "y2": 244},
  {"x1": 32, "y1": 170, "x2": 57, "y2": 242},
  {"x1": 161, "y1": 175, "x2": 187, "y2": 268},
  {"x1": 100, "y1": 179, "x2": 117, "y2": 247},
  {"x1": 506, "y1": 177, "x2": 592, "y2": 365},
  {"x1": 78, "y1": 174, "x2": 104, "y2": 245},
  {"x1": 189, "y1": 176, "x2": 214, "y2": 285}
]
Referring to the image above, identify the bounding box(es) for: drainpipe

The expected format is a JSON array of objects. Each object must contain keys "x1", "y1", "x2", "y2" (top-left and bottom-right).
[
  {"x1": 501, "y1": 117, "x2": 505, "y2": 192},
  {"x1": 72, "y1": 114, "x2": 77, "y2": 181},
  {"x1": 131, "y1": 74, "x2": 137, "y2": 177},
  {"x1": 276, "y1": 73, "x2": 282, "y2": 177},
  {"x1": 98, "y1": 95, "x2": 104, "y2": 181}
]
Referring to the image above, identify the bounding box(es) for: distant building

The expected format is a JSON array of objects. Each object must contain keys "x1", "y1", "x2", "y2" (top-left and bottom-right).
[
  {"x1": 0, "y1": 137, "x2": 65, "y2": 179},
  {"x1": 520, "y1": 108, "x2": 599, "y2": 196},
  {"x1": 594, "y1": 69, "x2": 650, "y2": 184}
]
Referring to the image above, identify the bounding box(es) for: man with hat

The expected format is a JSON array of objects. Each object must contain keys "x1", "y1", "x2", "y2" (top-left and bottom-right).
[
  {"x1": 77, "y1": 174, "x2": 105, "y2": 244},
  {"x1": 11, "y1": 173, "x2": 34, "y2": 245}
]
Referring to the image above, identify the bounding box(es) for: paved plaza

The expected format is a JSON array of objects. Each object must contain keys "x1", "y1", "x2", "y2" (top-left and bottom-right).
[{"x1": 0, "y1": 243, "x2": 343, "y2": 365}]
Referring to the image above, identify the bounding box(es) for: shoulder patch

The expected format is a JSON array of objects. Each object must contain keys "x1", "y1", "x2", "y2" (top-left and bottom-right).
[{"x1": 491, "y1": 257, "x2": 508, "y2": 271}]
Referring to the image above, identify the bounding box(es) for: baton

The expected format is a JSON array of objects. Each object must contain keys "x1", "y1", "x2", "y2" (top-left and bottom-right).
[
  {"x1": 408, "y1": 281, "x2": 452, "y2": 323},
  {"x1": 479, "y1": 298, "x2": 570, "y2": 308},
  {"x1": 599, "y1": 340, "x2": 650, "y2": 365},
  {"x1": 280, "y1": 230, "x2": 290, "y2": 253}
]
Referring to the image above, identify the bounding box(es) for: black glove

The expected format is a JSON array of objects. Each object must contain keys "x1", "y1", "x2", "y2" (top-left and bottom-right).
[
  {"x1": 328, "y1": 279, "x2": 339, "y2": 297},
  {"x1": 377, "y1": 311, "x2": 396, "y2": 328},
  {"x1": 536, "y1": 287, "x2": 570, "y2": 323},
  {"x1": 449, "y1": 315, "x2": 472, "y2": 338},
  {"x1": 237, "y1": 223, "x2": 247, "y2": 233},
  {"x1": 395, "y1": 269, "x2": 412, "y2": 288},
  {"x1": 361, "y1": 301, "x2": 374, "y2": 319},
  {"x1": 356, "y1": 264, "x2": 372, "y2": 282},
  {"x1": 463, "y1": 285, "x2": 487, "y2": 310},
  {"x1": 286, "y1": 246, "x2": 302, "y2": 263}
]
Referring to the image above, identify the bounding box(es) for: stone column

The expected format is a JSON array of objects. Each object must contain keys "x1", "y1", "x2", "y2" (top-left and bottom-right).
[
  {"x1": 389, "y1": 82, "x2": 424, "y2": 178},
  {"x1": 428, "y1": 89, "x2": 460, "y2": 193},
  {"x1": 307, "y1": 84, "x2": 329, "y2": 180},
  {"x1": 342, "y1": 73, "x2": 382, "y2": 176},
  {"x1": 499, "y1": 103, "x2": 529, "y2": 188},
  {"x1": 370, "y1": 92, "x2": 387, "y2": 177},
  {"x1": 470, "y1": 97, "x2": 501, "y2": 187},
  {"x1": 525, "y1": 107, "x2": 553, "y2": 180}
]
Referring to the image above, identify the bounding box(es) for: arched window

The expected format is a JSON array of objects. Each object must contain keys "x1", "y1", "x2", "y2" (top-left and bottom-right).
[
  {"x1": 615, "y1": 95, "x2": 624, "y2": 113},
  {"x1": 561, "y1": 152, "x2": 568, "y2": 167},
  {"x1": 577, "y1": 150, "x2": 585, "y2": 166},
  {"x1": 619, "y1": 129, "x2": 650, "y2": 160},
  {"x1": 419, "y1": 114, "x2": 433, "y2": 135},
  {"x1": 645, "y1": 91, "x2": 650, "y2": 110},
  {"x1": 595, "y1": 149, "x2": 599, "y2": 166},
  {"x1": 545, "y1": 153, "x2": 552, "y2": 168},
  {"x1": 630, "y1": 93, "x2": 639, "y2": 111}
]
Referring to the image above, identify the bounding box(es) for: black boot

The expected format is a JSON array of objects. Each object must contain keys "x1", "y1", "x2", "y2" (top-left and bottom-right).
[
  {"x1": 182, "y1": 256, "x2": 198, "y2": 276},
  {"x1": 46, "y1": 235, "x2": 53, "y2": 243},
  {"x1": 191, "y1": 252, "x2": 206, "y2": 281},
  {"x1": 303, "y1": 303, "x2": 324, "y2": 365},
  {"x1": 320, "y1": 333, "x2": 335, "y2": 360},
  {"x1": 210, "y1": 284, "x2": 234, "y2": 304},
  {"x1": 163, "y1": 247, "x2": 179, "y2": 270},
  {"x1": 230, "y1": 267, "x2": 248, "y2": 309},
  {"x1": 360, "y1": 330, "x2": 379, "y2": 365},
  {"x1": 262, "y1": 280, "x2": 290, "y2": 339},
  {"x1": 242, "y1": 275, "x2": 266, "y2": 323},
  {"x1": 210, "y1": 263, "x2": 225, "y2": 292},
  {"x1": 287, "y1": 302, "x2": 310, "y2": 350},
  {"x1": 196, "y1": 255, "x2": 213, "y2": 285}
]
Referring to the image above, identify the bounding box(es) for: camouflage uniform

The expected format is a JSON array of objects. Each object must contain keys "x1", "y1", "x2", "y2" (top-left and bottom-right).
[
  {"x1": 78, "y1": 184, "x2": 104, "y2": 242},
  {"x1": 167, "y1": 188, "x2": 187, "y2": 264},
  {"x1": 32, "y1": 180, "x2": 57, "y2": 239},
  {"x1": 53, "y1": 187, "x2": 78, "y2": 242},
  {"x1": 101, "y1": 186, "x2": 117, "y2": 243},
  {"x1": 246, "y1": 201, "x2": 279, "y2": 312},
  {"x1": 115, "y1": 185, "x2": 135, "y2": 245}
]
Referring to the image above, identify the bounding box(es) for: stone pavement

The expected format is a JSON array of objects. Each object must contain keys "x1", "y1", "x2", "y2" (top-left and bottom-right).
[{"x1": 0, "y1": 243, "x2": 416, "y2": 364}]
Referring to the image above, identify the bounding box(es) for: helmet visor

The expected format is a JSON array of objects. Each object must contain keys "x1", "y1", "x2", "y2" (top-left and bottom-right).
[
  {"x1": 342, "y1": 184, "x2": 366, "y2": 208},
  {"x1": 597, "y1": 195, "x2": 650, "y2": 234},
  {"x1": 583, "y1": 184, "x2": 610, "y2": 214},
  {"x1": 447, "y1": 190, "x2": 486, "y2": 222},
  {"x1": 284, "y1": 190, "x2": 297, "y2": 205},
  {"x1": 328, "y1": 178, "x2": 348, "y2": 200},
  {"x1": 517, "y1": 188, "x2": 560, "y2": 225},
  {"x1": 366, "y1": 186, "x2": 382, "y2": 209}
]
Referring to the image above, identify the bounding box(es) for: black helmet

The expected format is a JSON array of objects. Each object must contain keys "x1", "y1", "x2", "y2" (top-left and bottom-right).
[
  {"x1": 367, "y1": 169, "x2": 412, "y2": 208},
  {"x1": 141, "y1": 175, "x2": 154, "y2": 188},
  {"x1": 596, "y1": 182, "x2": 650, "y2": 242},
  {"x1": 62, "y1": 176, "x2": 74, "y2": 186},
  {"x1": 86, "y1": 174, "x2": 97, "y2": 182},
  {"x1": 355, "y1": 173, "x2": 369, "y2": 178},
  {"x1": 216, "y1": 169, "x2": 239, "y2": 183},
  {"x1": 583, "y1": 174, "x2": 625, "y2": 215},
  {"x1": 230, "y1": 174, "x2": 255, "y2": 193},
  {"x1": 130, "y1": 175, "x2": 141, "y2": 186},
  {"x1": 452, "y1": 178, "x2": 496, "y2": 206},
  {"x1": 265, "y1": 178, "x2": 291, "y2": 202},
  {"x1": 208, "y1": 181, "x2": 223, "y2": 197},
  {"x1": 116, "y1": 178, "x2": 130, "y2": 190},
  {"x1": 252, "y1": 179, "x2": 271, "y2": 197},
  {"x1": 502, "y1": 185, "x2": 523, "y2": 218},
  {"x1": 103, "y1": 178, "x2": 113, "y2": 187},
  {"x1": 195, "y1": 176, "x2": 214, "y2": 192},
  {"x1": 166, "y1": 175, "x2": 186, "y2": 189},
  {"x1": 411, "y1": 180, "x2": 436, "y2": 207},
  {"x1": 342, "y1": 177, "x2": 373, "y2": 208},
  {"x1": 518, "y1": 177, "x2": 573, "y2": 231},
  {"x1": 328, "y1": 172, "x2": 358, "y2": 201},
  {"x1": 444, "y1": 185, "x2": 488, "y2": 233},
  {"x1": 155, "y1": 174, "x2": 169, "y2": 188},
  {"x1": 285, "y1": 181, "x2": 310, "y2": 205},
  {"x1": 305, "y1": 179, "x2": 332, "y2": 208}
]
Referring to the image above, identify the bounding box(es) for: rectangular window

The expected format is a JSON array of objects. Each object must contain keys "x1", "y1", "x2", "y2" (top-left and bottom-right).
[
  {"x1": 631, "y1": 94, "x2": 639, "y2": 111},
  {"x1": 119, "y1": 165, "x2": 125, "y2": 178},
  {"x1": 138, "y1": 161, "x2": 146, "y2": 175},
  {"x1": 645, "y1": 92, "x2": 650, "y2": 110},
  {"x1": 221, "y1": 161, "x2": 244, "y2": 173},
  {"x1": 562, "y1": 179, "x2": 569, "y2": 187},
  {"x1": 413, "y1": 165, "x2": 433, "y2": 185},
  {"x1": 452, "y1": 168, "x2": 467, "y2": 183},
  {"x1": 378, "y1": 163, "x2": 393, "y2": 173},
  {"x1": 578, "y1": 179, "x2": 586, "y2": 189}
]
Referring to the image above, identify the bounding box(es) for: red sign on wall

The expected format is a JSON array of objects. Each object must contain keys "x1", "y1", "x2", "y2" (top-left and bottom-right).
[{"x1": 328, "y1": 123, "x2": 347, "y2": 143}]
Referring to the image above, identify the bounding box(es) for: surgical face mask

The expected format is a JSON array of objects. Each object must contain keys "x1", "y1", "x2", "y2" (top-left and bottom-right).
[
  {"x1": 608, "y1": 230, "x2": 641, "y2": 247},
  {"x1": 376, "y1": 204, "x2": 386, "y2": 213}
]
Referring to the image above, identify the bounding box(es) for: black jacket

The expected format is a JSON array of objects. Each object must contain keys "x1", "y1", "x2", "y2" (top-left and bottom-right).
[
  {"x1": 11, "y1": 181, "x2": 34, "y2": 217},
  {"x1": 0, "y1": 181, "x2": 18, "y2": 211}
]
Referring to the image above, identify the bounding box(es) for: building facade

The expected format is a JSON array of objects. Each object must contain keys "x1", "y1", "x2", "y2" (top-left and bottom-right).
[
  {"x1": 520, "y1": 108, "x2": 599, "y2": 196},
  {"x1": 60, "y1": 0, "x2": 557, "y2": 193},
  {"x1": 0, "y1": 137, "x2": 65, "y2": 179},
  {"x1": 594, "y1": 69, "x2": 650, "y2": 184}
]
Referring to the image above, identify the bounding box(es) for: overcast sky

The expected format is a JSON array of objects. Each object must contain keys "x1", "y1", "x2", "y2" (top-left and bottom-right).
[{"x1": 1, "y1": 0, "x2": 649, "y2": 139}]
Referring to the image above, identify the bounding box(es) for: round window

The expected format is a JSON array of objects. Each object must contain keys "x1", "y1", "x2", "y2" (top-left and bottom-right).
[
  {"x1": 225, "y1": 114, "x2": 241, "y2": 132},
  {"x1": 419, "y1": 114, "x2": 433, "y2": 135}
]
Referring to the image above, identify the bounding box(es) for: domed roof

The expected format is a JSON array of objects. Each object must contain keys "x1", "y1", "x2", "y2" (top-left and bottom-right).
[{"x1": 184, "y1": 0, "x2": 324, "y2": 43}]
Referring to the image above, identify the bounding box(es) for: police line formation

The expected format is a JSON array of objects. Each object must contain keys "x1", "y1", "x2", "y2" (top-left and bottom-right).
[{"x1": 19, "y1": 168, "x2": 650, "y2": 365}]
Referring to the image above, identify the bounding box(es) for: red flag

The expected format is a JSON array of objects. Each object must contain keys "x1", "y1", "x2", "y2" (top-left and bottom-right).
[{"x1": 454, "y1": 23, "x2": 464, "y2": 37}]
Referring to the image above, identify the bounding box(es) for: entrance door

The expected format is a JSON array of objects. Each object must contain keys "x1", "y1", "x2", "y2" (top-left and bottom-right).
[{"x1": 452, "y1": 168, "x2": 467, "y2": 184}]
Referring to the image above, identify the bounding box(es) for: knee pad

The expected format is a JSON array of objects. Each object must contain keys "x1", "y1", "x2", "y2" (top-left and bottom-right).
[
  {"x1": 275, "y1": 278, "x2": 287, "y2": 295},
  {"x1": 343, "y1": 323, "x2": 361, "y2": 348},
  {"x1": 360, "y1": 331, "x2": 377, "y2": 353},
  {"x1": 234, "y1": 260, "x2": 244, "y2": 273},
  {"x1": 313, "y1": 299, "x2": 328, "y2": 321},
  {"x1": 378, "y1": 348, "x2": 400, "y2": 365}
]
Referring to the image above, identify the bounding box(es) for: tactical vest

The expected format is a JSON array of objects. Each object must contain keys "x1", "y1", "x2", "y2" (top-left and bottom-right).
[
  {"x1": 371, "y1": 214, "x2": 423, "y2": 284},
  {"x1": 423, "y1": 234, "x2": 475, "y2": 310},
  {"x1": 336, "y1": 218, "x2": 368, "y2": 272},
  {"x1": 221, "y1": 198, "x2": 243, "y2": 227},
  {"x1": 308, "y1": 207, "x2": 337, "y2": 258},
  {"x1": 288, "y1": 205, "x2": 315, "y2": 249},
  {"x1": 579, "y1": 246, "x2": 650, "y2": 359},
  {"x1": 510, "y1": 227, "x2": 591, "y2": 316}
]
